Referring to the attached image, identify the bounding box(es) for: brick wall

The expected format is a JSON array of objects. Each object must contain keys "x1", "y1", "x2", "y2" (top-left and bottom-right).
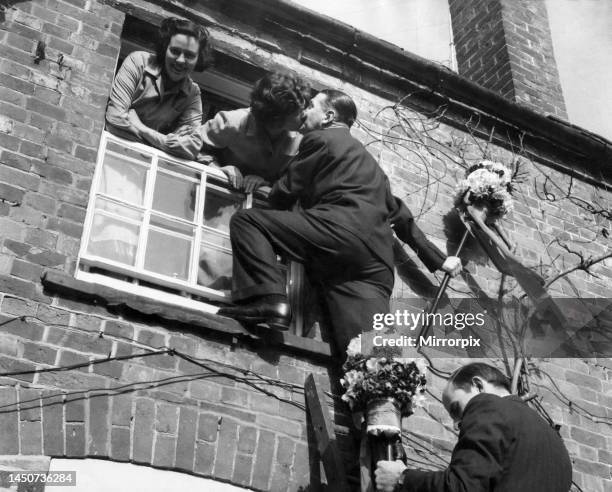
[
  {"x1": 449, "y1": 0, "x2": 568, "y2": 119},
  {"x1": 1, "y1": 0, "x2": 611, "y2": 491}
]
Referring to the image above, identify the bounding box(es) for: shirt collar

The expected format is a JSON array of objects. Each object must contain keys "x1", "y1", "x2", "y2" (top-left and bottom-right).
[{"x1": 144, "y1": 56, "x2": 192, "y2": 96}]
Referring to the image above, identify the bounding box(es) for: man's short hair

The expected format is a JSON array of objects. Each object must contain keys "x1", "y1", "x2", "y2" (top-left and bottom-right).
[
  {"x1": 449, "y1": 363, "x2": 511, "y2": 392},
  {"x1": 320, "y1": 89, "x2": 357, "y2": 128},
  {"x1": 250, "y1": 71, "x2": 312, "y2": 126}
]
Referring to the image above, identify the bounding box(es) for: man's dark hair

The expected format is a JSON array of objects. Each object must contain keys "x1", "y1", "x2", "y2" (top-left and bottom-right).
[
  {"x1": 156, "y1": 17, "x2": 213, "y2": 72},
  {"x1": 449, "y1": 363, "x2": 511, "y2": 392},
  {"x1": 320, "y1": 89, "x2": 357, "y2": 128},
  {"x1": 250, "y1": 71, "x2": 312, "y2": 126}
]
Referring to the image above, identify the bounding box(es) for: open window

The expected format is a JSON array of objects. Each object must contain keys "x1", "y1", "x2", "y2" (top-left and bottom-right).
[
  {"x1": 76, "y1": 133, "x2": 306, "y2": 332},
  {"x1": 75, "y1": 16, "x2": 315, "y2": 336}
]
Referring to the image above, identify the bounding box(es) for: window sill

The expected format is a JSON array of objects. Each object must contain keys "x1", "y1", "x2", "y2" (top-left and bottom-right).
[{"x1": 41, "y1": 270, "x2": 332, "y2": 361}]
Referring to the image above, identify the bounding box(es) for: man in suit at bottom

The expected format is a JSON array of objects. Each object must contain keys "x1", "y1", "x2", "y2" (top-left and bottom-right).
[
  {"x1": 218, "y1": 90, "x2": 461, "y2": 351},
  {"x1": 375, "y1": 363, "x2": 572, "y2": 492}
]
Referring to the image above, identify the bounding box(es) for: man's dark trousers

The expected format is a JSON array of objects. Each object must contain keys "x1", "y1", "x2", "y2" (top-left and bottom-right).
[
  {"x1": 229, "y1": 207, "x2": 393, "y2": 351},
  {"x1": 227, "y1": 126, "x2": 445, "y2": 352}
]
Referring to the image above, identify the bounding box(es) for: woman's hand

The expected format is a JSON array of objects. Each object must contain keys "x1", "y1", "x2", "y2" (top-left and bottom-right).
[
  {"x1": 242, "y1": 175, "x2": 267, "y2": 193},
  {"x1": 221, "y1": 165, "x2": 244, "y2": 189}
]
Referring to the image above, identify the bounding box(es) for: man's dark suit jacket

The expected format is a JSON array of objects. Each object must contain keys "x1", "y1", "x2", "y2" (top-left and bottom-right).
[
  {"x1": 400, "y1": 394, "x2": 572, "y2": 492},
  {"x1": 269, "y1": 126, "x2": 445, "y2": 272}
]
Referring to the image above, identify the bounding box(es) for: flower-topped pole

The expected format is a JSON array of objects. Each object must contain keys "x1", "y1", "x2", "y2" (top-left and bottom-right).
[
  {"x1": 418, "y1": 160, "x2": 518, "y2": 341},
  {"x1": 341, "y1": 336, "x2": 427, "y2": 490}
]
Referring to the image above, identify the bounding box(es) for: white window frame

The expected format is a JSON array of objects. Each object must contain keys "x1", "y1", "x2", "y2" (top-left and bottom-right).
[{"x1": 76, "y1": 132, "x2": 305, "y2": 333}]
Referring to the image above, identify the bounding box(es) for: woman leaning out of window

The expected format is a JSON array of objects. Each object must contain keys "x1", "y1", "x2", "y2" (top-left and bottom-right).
[{"x1": 105, "y1": 17, "x2": 212, "y2": 159}]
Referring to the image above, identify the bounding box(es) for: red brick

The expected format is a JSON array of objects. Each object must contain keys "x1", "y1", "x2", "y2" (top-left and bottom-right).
[
  {"x1": 88, "y1": 394, "x2": 109, "y2": 456},
  {"x1": 155, "y1": 402, "x2": 178, "y2": 434},
  {"x1": 32, "y1": 163, "x2": 74, "y2": 185},
  {"x1": 0, "y1": 86, "x2": 27, "y2": 106},
  {"x1": 252, "y1": 429, "x2": 275, "y2": 490},
  {"x1": 23, "y1": 193, "x2": 57, "y2": 214},
  {"x1": 0, "y1": 275, "x2": 49, "y2": 302},
  {"x1": 11, "y1": 259, "x2": 43, "y2": 280},
  {"x1": 0, "y1": 355, "x2": 35, "y2": 382},
  {"x1": 65, "y1": 422, "x2": 85, "y2": 457},
  {"x1": 1, "y1": 150, "x2": 32, "y2": 172},
  {"x1": 257, "y1": 414, "x2": 303, "y2": 438},
  {"x1": 0, "y1": 388, "x2": 19, "y2": 453},
  {"x1": 48, "y1": 328, "x2": 112, "y2": 356},
  {"x1": 57, "y1": 203, "x2": 85, "y2": 222},
  {"x1": 0, "y1": 315, "x2": 44, "y2": 341},
  {"x1": 110, "y1": 394, "x2": 132, "y2": 426},
  {"x1": 42, "y1": 21, "x2": 71, "y2": 39},
  {"x1": 26, "y1": 97, "x2": 66, "y2": 121},
  {"x1": 18, "y1": 387, "x2": 42, "y2": 421},
  {"x1": 133, "y1": 398, "x2": 155, "y2": 463},
  {"x1": 175, "y1": 407, "x2": 198, "y2": 472},
  {"x1": 232, "y1": 453, "x2": 253, "y2": 487},
  {"x1": 276, "y1": 436, "x2": 296, "y2": 466},
  {"x1": 222, "y1": 387, "x2": 249, "y2": 407},
  {"x1": 198, "y1": 413, "x2": 219, "y2": 442},
  {"x1": 57, "y1": 351, "x2": 89, "y2": 373},
  {"x1": 0, "y1": 103, "x2": 27, "y2": 123},
  {"x1": 92, "y1": 359, "x2": 122, "y2": 379},
  {"x1": 1, "y1": 296, "x2": 37, "y2": 317},
  {"x1": 42, "y1": 391, "x2": 64, "y2": 456},
  {"x1": 0, "y1": 132, "x2": 21, "y2": 151},
  {"x1": 153, "y1": 434, "x2": 176, "y2": 468},
  {"x1": 65, "y1": 394, "x2": 85, "y2": 422},
  {"x1": 22, "y1": 342, "x2": 57, "y2": 366},
  {"x1": 25, "y1": 249, "x2": 67, "y2": 267},
  {"x1": 238, "y1": 425, "x2": 257, "y2": 454},
  {"x1": 103, "y1": 320, "x2": 134, "y2": 340},
  {"x1": 110, "y1": 426, "x2": 130, "y2": 462},
  {"x1": 194, "y1": 441, "x2": 215, "y2": 476},
  {"x1": 269, "y1": 461, "x2": 292, "y2": 492},
  {"x1": 20, "y1": 420, "x2": 43, "y2": 454},
  {"x1": 571, "y1": 427, "x2": 607, "y2": 449},
  {"x1": 0, "y1": 183, "x2": 25, "y2": 204},
  {"x1": 46, "y1": 217, "x2": 83, "y2": 238},
  {"x1": 292, "y1": 442, "x2": 310, "y2": 487},
  {"x1": 198, "y1": 401, "x2": 256, "y2": 423},
  {"x1": 19, "y1": 140, "x2": 47, "y2": 159}
]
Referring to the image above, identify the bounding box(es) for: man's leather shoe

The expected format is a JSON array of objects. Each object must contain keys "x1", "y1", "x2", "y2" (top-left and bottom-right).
[{"x1": 217, "y1": 300, "x2": 292, "y2": 331}]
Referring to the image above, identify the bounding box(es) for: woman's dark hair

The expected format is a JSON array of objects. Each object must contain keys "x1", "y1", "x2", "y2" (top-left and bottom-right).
[
  {"x1": 449, "y1": 363, "x2": 511, "y2": 392},
  {"x1": 320, "y1": 89, "x2": 357, "y2": 127},
  {"x1": 155, "y1": 17, "x2": 213, "y2": 72},
  {"x1": 250, "y1": 71, "x2": 312, "y2": 125}
]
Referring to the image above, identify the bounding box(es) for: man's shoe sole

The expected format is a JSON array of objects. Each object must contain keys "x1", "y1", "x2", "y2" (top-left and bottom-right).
[{"x1": 228, "y1": 313, "x2": 290, "y2": 331}]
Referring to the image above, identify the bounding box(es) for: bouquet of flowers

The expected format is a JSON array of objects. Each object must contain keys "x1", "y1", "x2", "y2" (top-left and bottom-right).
[
  {"x1": 340, "y1": 338, "x2": 427, "y2": 417},
  {"x1": 455, "y1": 160, "x2": 516, "y2": 220}
]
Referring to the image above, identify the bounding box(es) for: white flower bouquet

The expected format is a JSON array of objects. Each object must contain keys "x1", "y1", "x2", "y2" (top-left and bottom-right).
[
  {"x1": 456, "y1": 160, "x2": 516, "y2": 220},
  {"x1": 340, "y1": 337, "x2": 427, "y2": 417}
]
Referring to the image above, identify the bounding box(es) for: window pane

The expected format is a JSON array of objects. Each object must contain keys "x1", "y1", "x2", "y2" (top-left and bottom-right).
[
  {"x1": 152, "y1": 171, "x2": 198, "y2": 221},
  {"x1": 201, "y1": 228, "x2": 231, "y2": 250},
  {"x1": 197, "y1": 244, "x2": 232, "y2": 291},
  {"x1": 150, "y1": 215, "x2": 193, "y2": 235},
  {"x1": 106, "y1": 141, "x2": 152, "y2": 162},
  {"x1": 95, "y1": 197, "x2": 142, "y2": 221},
  {"x1": 144, "y1": 229, "x2": 192, "y2": 280},
  {"x1": 203, "y1": 186, "x2": 243, "y2": 233},
  {"x1": 100, "y1": 153, "x2": 148, "y2": 206},
  {"x1": 87, "y1": 212, "x2": 141, "y2": 266}
]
